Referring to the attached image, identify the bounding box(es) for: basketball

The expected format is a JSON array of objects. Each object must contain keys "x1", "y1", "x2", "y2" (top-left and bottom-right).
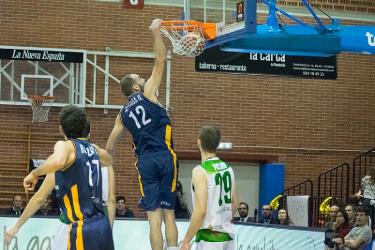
[{"x1": 180, "y1": 32, "x2": 205, "y2": 56}]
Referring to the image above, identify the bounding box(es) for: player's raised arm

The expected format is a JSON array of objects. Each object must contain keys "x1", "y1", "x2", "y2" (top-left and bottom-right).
[
  {"x1": 93, "y1": 145, "x2": 116, "y2": 227},
  {"x1": 143, "y1": 19, "x2": 166, "y2": 101},
  {"x1": 181, "y1": 167, "x2": 208, "y2": 250},
  {"x1": 107, "y1": 164, "x2": 116, "y2": 227},
  {"x1": 106, "y1": 114, "x2": 125, "y2": 156},
  {"x1": 6, "y1": 174, "x2": 55, "y2": 244},
  {"x1": 231, "y1": 181, "x2": 239, "y2": 217},
  {"x1": 23, "y1": 140, "x2": 74, "y2": 191}
]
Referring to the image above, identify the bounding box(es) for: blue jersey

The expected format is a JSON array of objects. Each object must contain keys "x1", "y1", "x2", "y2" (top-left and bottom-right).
[
  {"x1": 120, "y1": 93, "x2": 175, "y2": 157},
  {"x1": 55, "y1": 139, "x2": 104, "y2": 223}
]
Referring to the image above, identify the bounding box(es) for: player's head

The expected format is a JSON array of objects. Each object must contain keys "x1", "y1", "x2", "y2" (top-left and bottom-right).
[
  {"x1": 120, "y1": 73, "x2": 146, "y2": 97},
  {"x1": 59, "y1": 105, "x2": 88, "y2": 139},
  {"x1": 198, "y1": 125, "x2": 221, "y2": 153}
]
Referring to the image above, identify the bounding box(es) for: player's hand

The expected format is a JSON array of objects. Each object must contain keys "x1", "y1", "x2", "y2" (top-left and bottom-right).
[
  {"x1": 4, "y1": 225, "x2": 19, "y2": 244},
  {"x1": 179, "y1": 241, "x2": 190, "y2": 250},
  {"x1": 23, "y1": 172, "x2": 38, "y2": 191},
  {"x1": 149, "y1": 19, "x2": 162, "y2": 31}
]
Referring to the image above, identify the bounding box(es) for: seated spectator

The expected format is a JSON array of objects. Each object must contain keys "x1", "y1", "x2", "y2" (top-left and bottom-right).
[
  {"x1": 116, "y1": 196, "x2": 134, "y2": 218},
  {"x1": 324, "y1": 233, "x2": 345, "y2": 250},
  {"x1": 233, "y1": 202, "x2": 255, "y2": 223},
  {"x1": 325, "y1": 204, "x2": 340, "y2": 230},
  {"x1": 332, "y1": 210, "x2": 350, "y2": 238},
  {"x1": 35, "y1": 199, "x2": 56, "y2": 216},
  {"x1": 175, "y1": 181, "x2": 190, "y2": 219},
  {"x1": 277, "y1": 208, "x2": 294, "y2": 226},
  {"x1": 344, "y1": 206, "x2": 372, "y2": 250},
  {"x1": 7, "y1": 195, "x2": 24, "y2": 216},
  {"x1": 357, "y1": 166, "x2": 375, "y2": 230},
  {"x1": 258, "y1": 204, "x2": 277, "y2": 224},
  {"x1": 345, "y1": 205, "x2": 357, "y2": 229}
]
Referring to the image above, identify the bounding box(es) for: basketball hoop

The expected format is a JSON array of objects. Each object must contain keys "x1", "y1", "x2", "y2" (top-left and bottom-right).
[
  {"x1": 28, "y1": 95, "x2": 54, "y2": 123},
  {"x1": 160, "y1": 20, "x2": 217, "y2": 57}
]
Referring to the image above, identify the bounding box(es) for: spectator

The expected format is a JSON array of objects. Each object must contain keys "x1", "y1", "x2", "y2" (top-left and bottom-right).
[
  {"x1": 233, "y1": 202, "x2": 255, "y2": 223},
  {"x1": 7, "y1": 195, "x2": 24, "y2": 216},
  {"x1": 324, "y1": 233, "x2": 345, "y2": 250},
  {"x1": 325, "y1": 205, "x2": 340, "y2": 229},
  {"x1": 35, "y1": 199, "x2": 56, "y2": 216},
  {"x1": 344, "y1": 206, "x2": 372, "y2": 250},
  {"x1": 332, "y1": 210, "x2": 350, "y2": 238},
  {"x1": 258, "y1": 204, "x2": 277, "y2": 224},
  {"x1": 116, "y1": 196, "x2": 134, "y2": 218},
  {"x1": 357, "y1": 165, "x2": 375, "y2": 229},
  {"x1": 345, "y1": 205, "x2": 357, "y2": 229},
  {"x1": 277, "y1": 208, "x2": 294, "y2": 226},
  {"x1": 174, "y1": 181, "x2": 190, "y2": 219}
]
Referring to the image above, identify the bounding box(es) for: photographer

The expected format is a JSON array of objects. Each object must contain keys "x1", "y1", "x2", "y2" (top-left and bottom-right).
[{"x1": 324, "y1": 232, "x2": 345, "y2": 250}]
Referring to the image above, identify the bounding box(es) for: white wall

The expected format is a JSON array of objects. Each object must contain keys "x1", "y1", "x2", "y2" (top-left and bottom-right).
[{"x1": 178, "y1": 160, "x2": 259, "y2": 218}]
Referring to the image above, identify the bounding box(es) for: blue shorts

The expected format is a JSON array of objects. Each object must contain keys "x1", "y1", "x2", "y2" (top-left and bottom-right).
[
  {"x1": 137, "y1": 151, "x2": 178, "y2": 211},
  {"x1": 68, "y1": 213, "x2": 114, "y2": 250}
]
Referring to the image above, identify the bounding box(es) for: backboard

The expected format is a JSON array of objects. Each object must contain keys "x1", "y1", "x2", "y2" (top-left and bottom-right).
[{"x1": 184, "y1": 0, "x2": 257, "y2": 49}]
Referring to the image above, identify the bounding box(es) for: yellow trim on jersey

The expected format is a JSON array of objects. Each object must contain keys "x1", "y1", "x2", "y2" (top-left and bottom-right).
[
  {"x1": 67, "y1": 224, "x2": 72, "y2": 250},
  {"x1": 165, "y1": 125, "x2": 177, "y2": 192},
  {"x1": 63, "y1": 194, "x2": 74, "y2": 222},
  {"x1": 71, "y1": 184, "x2": 84, "y2": 220},
  {"x1": 76, "y1": 220, "x2": 84, "y2": 250},
  {"x1": 136, "y1": 158, "x2": 145, "y2": 197}
]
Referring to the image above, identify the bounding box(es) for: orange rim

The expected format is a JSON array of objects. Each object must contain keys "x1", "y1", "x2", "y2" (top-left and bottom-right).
[
  {"x1": 161, "y1": 20, "x2": 217, "y2": 40},
  {"x1": 28, "y1": 95, "x2": 55, "y2": 102}
]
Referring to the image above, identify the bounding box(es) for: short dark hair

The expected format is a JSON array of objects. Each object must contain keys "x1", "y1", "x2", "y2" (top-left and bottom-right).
[
  {"x1": 59, "y1": 105, "x2": 88, "y2": 139},
  {"x1": 116, "y1": 196, "x2": 126, "y2": 203},
  {"x1": 356, "y1": 206, "x2": 369, "y2": 216},
  {"x1": 199, "y1": 125, "x2": 221, "y2": 153},
  {"x1": 239, "y1": 202, "x2": 249, "y2": 210},
  {"x1": 120, "y1": 74, "x2": 136, "y2": 97}
]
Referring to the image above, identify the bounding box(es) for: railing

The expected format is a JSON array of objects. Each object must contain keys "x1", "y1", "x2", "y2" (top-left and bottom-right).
[
  {"x1": 317, "y1": 163, "x2": 350, "y2": 226},
  {"x1": 283, "y1": 179, "x2": 314, "y2": 226},
  {"x1": 352, "y1": 148, "x2": 375, "y2": 195}
]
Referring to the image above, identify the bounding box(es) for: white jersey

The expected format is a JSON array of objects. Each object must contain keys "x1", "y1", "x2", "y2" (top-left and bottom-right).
[{"x1": 192, "y1": 157, "x2": 235, "y2": 236}]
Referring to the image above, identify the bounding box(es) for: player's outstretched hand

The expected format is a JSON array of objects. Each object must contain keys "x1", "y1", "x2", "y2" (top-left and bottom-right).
[
  {"x1": 4, "y1": 225, "x2": 19, "y2": 244},
  {"x1": 149, "y1": 19, "x2": 162, "y2": 31},
  {"x1": 23, "y1": 172, "x2": 38, "y2": 191}
]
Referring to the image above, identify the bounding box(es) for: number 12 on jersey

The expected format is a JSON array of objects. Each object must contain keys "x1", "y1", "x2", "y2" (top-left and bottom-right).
[{"x1": 215, "y1": 171, "x2": 232, "y2": 206}]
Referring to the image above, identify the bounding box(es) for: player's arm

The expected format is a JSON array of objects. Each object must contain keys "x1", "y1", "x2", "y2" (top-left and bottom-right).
[
  {"x1": 24, "y1": 141, "x2": 74, "y2": 191},
  {"x1": 181, "y1": 167, "x2": 207, "y2": 248},
  {"x1": 93, "y1": 145, "x2": 116, "y2": 227},
  {"x1": 231, "y1": 181, "x2": 239, "y2": 217},
  {"x1": 107, "y1": 164, "x2": 116, "y2": 228},
  {"x1": 5, "y1": 174, "x2": 55, "y2": 244},
  {"x1": 143, "y1": 19, "x2": 166, "y2": 101},
  {"x1": 106, "y1": 114, "x2": 125, "y2": 156}
]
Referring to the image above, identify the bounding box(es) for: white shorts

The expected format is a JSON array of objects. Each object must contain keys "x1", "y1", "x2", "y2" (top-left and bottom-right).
[
  {"x1": 52, "y1": 222, "x2": 69, "y2": 250},
  {"x1": 193, "y1": 240, "x2": 235, "y2": 250}
]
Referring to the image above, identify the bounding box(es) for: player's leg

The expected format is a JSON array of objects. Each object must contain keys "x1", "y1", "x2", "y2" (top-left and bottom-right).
[
  {"x1": 137, "y1": 157, "x2": 164, "y2": 250},
  {"x1": 163, "y1": 208, "x2": 178, "y2": 249},
  {"x1": 159, "y1": 153, "x2": 178, "y2": 248},
  {"x1": 147, "y1": 208, "x2": 164, "y2": 250}
]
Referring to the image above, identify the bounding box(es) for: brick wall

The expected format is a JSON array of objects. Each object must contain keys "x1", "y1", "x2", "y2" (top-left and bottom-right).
[{"x1": 0, "y1": 1, "x2": 374, "y2": 216}]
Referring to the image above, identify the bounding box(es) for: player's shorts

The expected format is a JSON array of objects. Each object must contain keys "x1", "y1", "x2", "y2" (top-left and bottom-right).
[
  {"x1": 194, "y1": 229, "x2": 235, "y2": 250},
  {"x1": 67, "y1": 213, "x2": 114, "y2": 250},
  {"x1": 137, "y1": 151, "x2": 178, "y2": 211}
]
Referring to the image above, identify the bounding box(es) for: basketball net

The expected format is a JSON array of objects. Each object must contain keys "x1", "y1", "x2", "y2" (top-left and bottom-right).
[
  {"x1": 160, "y1": 21, "x2": 206, "y2": 57},
  {"x1": 28, "y1": 95, "x2": 54, "y2": 123}
]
